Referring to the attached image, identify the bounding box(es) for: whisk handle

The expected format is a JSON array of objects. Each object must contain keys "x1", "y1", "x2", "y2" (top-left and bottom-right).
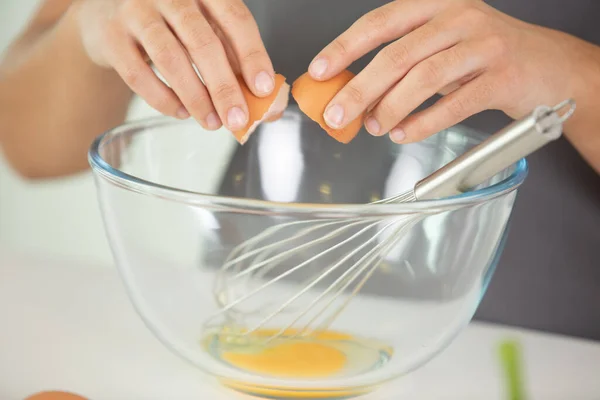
[{"x1": 413, "y1": 99, "x2": 576, "y2": 200}]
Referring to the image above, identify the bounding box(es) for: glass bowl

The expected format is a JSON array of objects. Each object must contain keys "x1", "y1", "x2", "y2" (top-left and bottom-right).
[{"x1": 89, "y1": 106, "x2": 527, "y2": 399}]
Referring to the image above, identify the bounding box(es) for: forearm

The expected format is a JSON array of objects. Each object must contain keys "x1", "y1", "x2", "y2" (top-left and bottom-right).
[
  {"x1": 0, "y1": 6, "x2": 132, "y2": 179},
  {"x1": 559, "y1": 32, "x2": 600, "y2": 174}
]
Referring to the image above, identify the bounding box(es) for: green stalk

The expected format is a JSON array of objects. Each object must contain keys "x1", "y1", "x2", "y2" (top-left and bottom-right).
[{"x1": 498, "y1": 339, "x2": 527, "y2": 400}]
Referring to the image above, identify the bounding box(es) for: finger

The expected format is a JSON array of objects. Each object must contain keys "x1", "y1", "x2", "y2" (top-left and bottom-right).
[
  {"x1": 322, "y1": 17, "x2": 463, "y2": 131},
  {"x1": 126, "y1": 6, "x2": 221, "y2": 130},
  {"x1": 391, "y1": 77, "x2": 495, "y2": 143},
  {"x1": 368, "y1": 39, "x2": 496, "y2": 138},
  {"x1": 210, "y1": 20, "x2": 242, "y2": 75},
  {"x1": 202, "y1": 0, "x2": 275, "y2": 97},
  {"x1": 438, "y1": 71, "x2": 480, "y2": 96},
  {"x1": 105, "y1": 27, "x2": 186, "y2": 119},
  {"x1": 159, "y1": 0, "x2": 249, "y2": 131},
  {"x1": 308, "y1": 0, "x2": 446, "y2": 80}
]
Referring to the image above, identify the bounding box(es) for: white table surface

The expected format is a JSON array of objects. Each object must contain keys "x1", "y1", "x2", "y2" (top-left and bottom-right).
[{"x1": 1, "y1": 249, "x2": 599, "y2": 400}]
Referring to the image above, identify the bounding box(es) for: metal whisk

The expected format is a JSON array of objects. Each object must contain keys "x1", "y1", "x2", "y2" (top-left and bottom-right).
[{"x1": 205, "y1": 99, "x2": 576, "y2": 341}]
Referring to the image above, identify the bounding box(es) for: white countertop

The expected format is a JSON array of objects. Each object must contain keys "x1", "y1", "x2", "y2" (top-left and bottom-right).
[{"x1": 1, "y1": 249, "x2": 599, "y2": 400}]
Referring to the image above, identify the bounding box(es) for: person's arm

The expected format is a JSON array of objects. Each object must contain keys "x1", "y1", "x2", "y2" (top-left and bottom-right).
[
  {"x1": 1, "y1": 0, "x2": 277, "y2": 179},
  {"x1": 554, "y1": 33, "x2": 600, "y2": 174},
  {"x1": 0, "y1": 0, "x2": 133, "y2": 178},
  {"x1": 308, "y1": 0, "x2": 600, "y2": 174}
]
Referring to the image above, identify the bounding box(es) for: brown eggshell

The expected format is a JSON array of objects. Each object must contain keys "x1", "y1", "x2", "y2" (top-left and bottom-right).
[
  {"x1": 291, "y1": 70, "x2": 364, "y2": 144},
  {"x1": 232, "y1": 73, "x2": 290, "y2": 144}
]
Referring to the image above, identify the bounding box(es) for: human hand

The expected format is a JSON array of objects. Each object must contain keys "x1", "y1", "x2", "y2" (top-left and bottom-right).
[
  {"x1": 73, "y1": 0, "x2": 275, "y2": 131},
  {"x1": 310, "y1": 0, "x2": 577, "y2": 143}
]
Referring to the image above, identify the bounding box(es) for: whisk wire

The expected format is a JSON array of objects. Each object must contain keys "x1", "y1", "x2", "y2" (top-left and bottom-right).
[
  {"x1": 255, "y1": 219, "x2": 399, "y2": 341},
  {"x1": 311, "y1": 218, "x2": 421, "y2": 334},
  {"x1": 285, "y1": 220, "x2": 412, "y2": 339},
  {"x1": 208, "y1": 219, "x2": 385, "y2": 322}
]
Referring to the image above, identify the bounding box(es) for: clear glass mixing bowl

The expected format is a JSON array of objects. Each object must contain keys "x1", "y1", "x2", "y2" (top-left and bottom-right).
[{"x1": 89, "y1": 106, "x2": 528, "y2": 399}]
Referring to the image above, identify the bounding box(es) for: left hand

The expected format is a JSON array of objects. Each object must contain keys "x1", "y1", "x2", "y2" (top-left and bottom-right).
[{"x1": 309, "y1": 0, "x2": 578, "y2": 143}]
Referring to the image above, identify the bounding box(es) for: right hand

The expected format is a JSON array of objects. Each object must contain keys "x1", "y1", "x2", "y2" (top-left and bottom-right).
[{"x1": 73, "y1": 0, "x2": 275, "y2": 131}]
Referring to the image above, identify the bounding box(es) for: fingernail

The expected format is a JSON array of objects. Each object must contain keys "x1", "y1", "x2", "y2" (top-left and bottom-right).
[
  {"x1": 324, "y1": 104, "x2": 344, "y2": 128},
  {"x1": 254, "y1": 71, "x2": 274, "y2": 95},
  {"x1": 176, "y1": 107, "x2": 190, "y2": 119},
  {"x1": 309, "y1": 58, "x2": 329, "y2": 79},
  {"x1": 206, "y1": 112, "x2": 222, "y2": 130},
  {"x1": 365, "y1": 117, "x2": 381, "y2": 135},
  {"x1": 390, "y1": 128, "x2": 407, "y2": 142},
  {"x1": 227, "y1": 106, "x2": 247, "y2": 130}
]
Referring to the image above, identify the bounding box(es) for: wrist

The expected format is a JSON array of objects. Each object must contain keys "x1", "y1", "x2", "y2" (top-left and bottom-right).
[
  {"x1": 538, "y1": 28, "x2": 600, "y2": 172},
  {"x1": 509, "y1": 26, "x2": 583, "y2": 119},
  {"x1": 552, "y1": 30, "x2": 600, "y2": 134}
]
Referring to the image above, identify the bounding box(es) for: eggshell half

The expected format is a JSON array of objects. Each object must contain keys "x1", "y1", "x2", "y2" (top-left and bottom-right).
[
  {"x1": 233, "y1": 73, "x2": 290, "y2": 144},
  {"x1": 291, "y1": 70, "x2": 364, "y2": 144}
]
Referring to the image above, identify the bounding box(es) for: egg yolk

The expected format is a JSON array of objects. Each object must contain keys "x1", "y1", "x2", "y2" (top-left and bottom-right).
[
  {"x1": 221, "y1": 329, "x2": 350, "y2": 379},
  {"x1": 223, "y1": 341, "x2": 346, "y2": 378}
]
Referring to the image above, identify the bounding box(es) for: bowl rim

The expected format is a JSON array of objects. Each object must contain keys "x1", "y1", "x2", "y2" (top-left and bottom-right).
[{"x1": 88, "y1": 114, "x2": 529, "y2": 216}]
